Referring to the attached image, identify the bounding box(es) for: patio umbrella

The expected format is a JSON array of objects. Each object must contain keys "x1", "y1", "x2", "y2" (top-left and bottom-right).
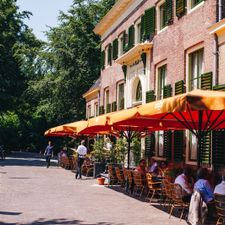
[
  {"x1": 44, "y1": 120, "x2": 88, "y2": 137},
  {"x1": 136, "y1": 89, "x2": 225, "y2": 166}
]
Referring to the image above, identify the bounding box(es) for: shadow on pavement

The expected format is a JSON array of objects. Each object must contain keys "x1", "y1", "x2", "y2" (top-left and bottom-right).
[
  {"x1": 0, "y1": 218, "x2": 125, "y2": 225},
  {"x1": 0, "y1": 211, "x2": 22, "y2": 215},
  {"x1": 0, "y1": 151, "x2": 58, "y2": 168}
]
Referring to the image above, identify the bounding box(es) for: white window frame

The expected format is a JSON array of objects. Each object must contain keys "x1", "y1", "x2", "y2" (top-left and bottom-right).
[
  {"x1": 118, "y1": 34, "x2": 123, "y2": 57},
  {"x1": 104, "y1": 88, "x2": 110, "y2": 110},
  {"x1": 186, "y1": 44, "x2": 204, "y2": 92},
  {"x1": 94, "y1": 102, "x2": 98, "y2": 117},
  {"x1": 156, "y1": 61, "x2": 167, "y2": 100},
  {"x1": 117, "y1": 81, "x2": 125, "y2": 110},
  {"x1": 187, "y1": 0, "x2": 204, "y2": 14},
  {"x1": 134, "y1": 19, "x2": 141, "y2": 45},
  {"x1": 156, "y1": 0, "x2": 168, "y2": 33}
]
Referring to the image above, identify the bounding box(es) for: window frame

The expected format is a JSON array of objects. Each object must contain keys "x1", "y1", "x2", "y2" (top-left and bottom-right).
[
  {"x1": 187, "y1": 0, "x2": 204, "y2": 13},
  {"x1": 186, "y1": 46, "x2": 204, "y2": 91},
  {"x1": 156, "y1": 63, "x2": 167, "y2": 100},
  {"x1": 117, "y1": 82, "x2": 125, "y2": 110},
  {"x1": 156, "y1": 0, "x2": 168, "y2": 33}
]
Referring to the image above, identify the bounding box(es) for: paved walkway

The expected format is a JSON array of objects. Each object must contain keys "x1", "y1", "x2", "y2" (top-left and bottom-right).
[{"x1": 0, "y1": 152, "x2": 188, "y2": 225}]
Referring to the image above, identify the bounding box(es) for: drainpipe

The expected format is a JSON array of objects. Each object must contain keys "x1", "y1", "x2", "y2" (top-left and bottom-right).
[
  {"x1": 98, "y1": 90, "x2": 100, "y2": 116},
  {"x1": 213, "y1": 33, "x2": 219, "y2": 86}
]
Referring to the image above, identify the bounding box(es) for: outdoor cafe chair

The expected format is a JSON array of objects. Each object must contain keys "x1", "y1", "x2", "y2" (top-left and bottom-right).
[
  {"x1": 146, "y1": 173, "x2": 162, "y2": 203},
  {"x1": 162, "y1": 178, "x2": 173, "y2": 210},
  {"x1": 132, "y1": 171, "x2": 145, "y2": 198},
  {"x1": 115, "y1": 167, "x2": 125, "y2": 187},
  {"x1": 215, "y1": 193, "x2": 225, "y2": 225},
  {"x1": 126, "y1": 169, "x2": 134, "y2": 194},
  {"x1": 61, "y1": 156, "x2": 71, "y2": 169},
  {"x1": 169, "y1": 183, "x2": 189, "y2": 221}
]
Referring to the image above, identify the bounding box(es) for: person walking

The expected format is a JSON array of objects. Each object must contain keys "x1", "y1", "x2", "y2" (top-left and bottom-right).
[
  {"x1": 75, "y1": 140, "x2": 87, "y2": 179},
  {"x1": 44, "y1": 141, "x2": 54, "y2": 168}
]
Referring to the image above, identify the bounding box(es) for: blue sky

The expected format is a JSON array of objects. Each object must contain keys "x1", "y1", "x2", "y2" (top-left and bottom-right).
[{"x1": 17, "y1": 0, "x2": 73, "y2": 41}]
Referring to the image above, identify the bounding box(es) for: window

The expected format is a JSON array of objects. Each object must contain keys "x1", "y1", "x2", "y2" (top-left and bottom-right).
[
  {"x1": 95, "y1": 103, "x2": 98, "y2": 117},
  {"x1": 136, "y1": 23, "x2": 141, "y2": 44},
  {"x1": 188, "y1": 48, "x2": 204, "y2": 91},
  {"x1": 119, "y1": 36, "x2": 123, "y2": 57},
  {"x1": 189, "y1": 132, "x2": 197, "y2": 161},
  {"x1": 105, "y1": 89, "x2": 110, "y2": 113},
  {"x1": 157, "y1": 64, "x2": 167, "y2": 100},
  {"x1": 157, "y1": 131, "x2": 164, "y2": 157},
  {"x1": 118, "y1": 83, "x2": 124, "y2": 110},
  {"x1": 136, "y1": 80, "x2": 142, "y2": 102},
  {"x1": 88, "y1": 105, "x2": 91, "y2": 118},
  {"x1": 159, "y1": 3, "x2": 167, "y2": 30},
  {"x1": 190, "y1": 0, "x2": 203, "y2": 9}
]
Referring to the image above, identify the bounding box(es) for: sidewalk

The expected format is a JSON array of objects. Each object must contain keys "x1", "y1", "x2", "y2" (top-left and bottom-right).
[{"x1": 0, "y1": 152, "x2": 188, "y2": 225}]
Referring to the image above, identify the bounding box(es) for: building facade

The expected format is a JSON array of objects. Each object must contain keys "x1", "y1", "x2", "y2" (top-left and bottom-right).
[{"x1": 83, "y1": 0, "x2": 225, "y2": 168}]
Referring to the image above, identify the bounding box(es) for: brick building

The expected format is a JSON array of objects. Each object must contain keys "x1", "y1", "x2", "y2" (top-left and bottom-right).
[{"x1": 83, "y1": 0, "x2": 225, "y2": 168}]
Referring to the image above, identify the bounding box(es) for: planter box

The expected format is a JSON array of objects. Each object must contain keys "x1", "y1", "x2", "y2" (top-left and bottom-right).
[{"x1": 93, "y1": 162, "x2": 106, "y2": 178}]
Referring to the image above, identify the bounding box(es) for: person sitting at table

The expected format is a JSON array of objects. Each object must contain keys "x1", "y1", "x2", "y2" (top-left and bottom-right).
[
  {"x1": 175, "y1": 167, "x2": 193, "y2": 202},
  {"x1": 158, "y1": 161, "x2": 168, "y2": 177},
  {"x1": 194, "y1": 168, "x2": 214, "y2": 204},
  {"x1": 148, "y1": 158, "x2": 158, "y2": 175},
  {"x1": 135, "y1": 159, "x2": 147, "y2": 176},
  {"x1": 214, "y1": 167, "x2": 225, "y2": 195}
]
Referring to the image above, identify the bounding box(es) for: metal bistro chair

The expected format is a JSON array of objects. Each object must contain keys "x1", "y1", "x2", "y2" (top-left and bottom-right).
[
  {"x1": 215, "y1": 193, "x2": 225, "y2": 225},
  {"x1": 126, "y1": 169, "x2": 134, "y2": 194},
  {"x1": 146, "y1": 173, "x2": 162, "y2": 204},
  {"x1": 115, "y1": 167, "x2": 125, "y2": 187},
  {"x1": 132, "y1": 171, "x2": 145, "y2": 198},
  {"x1": 163, "y1": 178, "x2": 173, "y2": 210},
  {"x1": 169, "y1": 183, "x2": 189, "y2": 221}
]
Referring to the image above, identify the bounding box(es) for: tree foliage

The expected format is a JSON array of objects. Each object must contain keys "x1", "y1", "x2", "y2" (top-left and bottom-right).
[{"x1": 0, "y1": 0, "x2": 115, "y2": 151}]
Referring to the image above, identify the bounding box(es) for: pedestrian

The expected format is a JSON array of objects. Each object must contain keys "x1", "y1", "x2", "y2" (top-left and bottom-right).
[
  {"x1": 44, "y1": 141, "x2": 54, "y2": 168},
  {"x1": 75, "y1": 140, "x2": 87, "y2": 179}
]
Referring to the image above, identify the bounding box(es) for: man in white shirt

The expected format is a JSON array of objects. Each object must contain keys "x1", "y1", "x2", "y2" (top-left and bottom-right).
[
  {"x1": 214, "y1": 168, "x2": 225, "y2": 195},
  {"x1": 175, "y1": 167, "x2": 193, "y2": 202},
  {"x1": 75, "y1": 140, "x2": 87, "y2": 179}
]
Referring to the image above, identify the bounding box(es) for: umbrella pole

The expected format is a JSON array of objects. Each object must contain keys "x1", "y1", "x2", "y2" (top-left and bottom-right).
[{"x1": 197, "y1": 111, "x2": 203, "y2": 168}]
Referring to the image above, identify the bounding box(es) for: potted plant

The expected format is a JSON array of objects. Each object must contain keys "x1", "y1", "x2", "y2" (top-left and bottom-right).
[{"x1": 91, "y1": 139, "x2": 106, "y2": 177}]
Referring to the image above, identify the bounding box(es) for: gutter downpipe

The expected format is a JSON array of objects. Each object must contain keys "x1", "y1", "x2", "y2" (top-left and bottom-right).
[{"x1": 213, "y1": 33, "x2": 219, "y2": 87}]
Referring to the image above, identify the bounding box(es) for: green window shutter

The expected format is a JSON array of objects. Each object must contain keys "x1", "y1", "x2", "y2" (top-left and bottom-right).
[
  {"x1": 101, "y1": 50, "x2": 105, "y2": 70},
  {"x1": 212, "y1": 130, "x2": 225, "y2": 171},
  {"x1": 111, "y1": 101, "x2": 117, "y2": 112},
  {"x1": 108, "y1": 44, "x2": 112, "y2": 66},
  {"x1": 213, "y1": 84, "x2": 225, "y2": 91},
  {"x1": 128, "y1": 25, "x2": 135, "y2": 50},
  {"x1": 106, "y1": 103, "x2": 111, "y2": 113},
  {"x1": 201, "y1": 72, "x2": 212, "y2": 90},
  {"x1": 164, "y1": 131, "x2": 172, "y2": 160},
  {"x1": 112, "y1": 39, "x2": 118, "y2": 60},
  {"x1": 145, "y1": 7, "x2": 155, "y2": 41},
  {"x1": 141, "y1": 14, "x2": 146, "y2": 41},
  {"x1": 99, "y1": 106, "x2": 104, "y2": 115},
  {"x1": 200, "y1": 131, "x2": 211, "y2": 166},
  {"x1": 163, "y1": 84, "x2": 172, "y2": 99},
  {"x1": 175, "y1": 80, "x2": 185, "y2": 95},
  {"x1": 145, "y1": 133, "x2": 155, "y2": 158},
  {"x1": 174, "y1": 131, "x2": 184, "y2": 162},
  {"x1": 146, "y1": 90, "x2": 156, "y2": 103},
  {"x1": 166, "y1": 0, "x2": 173, "y2": 24},
  {"x1": 176, "y1": 0, "x2": 186, "y2": 17}
]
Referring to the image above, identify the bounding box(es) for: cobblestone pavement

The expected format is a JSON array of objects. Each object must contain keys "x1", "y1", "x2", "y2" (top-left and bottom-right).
[{"x1": 0, "y1": 152, "x2": 188, "y2": 225}]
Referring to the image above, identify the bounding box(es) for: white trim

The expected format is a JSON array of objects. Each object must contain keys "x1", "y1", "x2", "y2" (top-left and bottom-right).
[
  {"x1": 187, "y1": 1, "x2": 204, "y2": 15},
  {"x1": 155, "y1": 61, "x2": 167, "y2": 100},
  {"x1": 156, "y1": 0, "x2": 168, "y2": 34},
  {"x1": 185, "y1": 43, "x2": 204, "y2": 91}
]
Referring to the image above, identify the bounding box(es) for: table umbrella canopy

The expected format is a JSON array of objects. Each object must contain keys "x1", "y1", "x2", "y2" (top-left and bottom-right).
[
  {"x1": 44, "y1": 120, "x2": 88, "y2": 137},
  {"x1": 137, "y1": 89, "x2": 225, "y2": 132}
]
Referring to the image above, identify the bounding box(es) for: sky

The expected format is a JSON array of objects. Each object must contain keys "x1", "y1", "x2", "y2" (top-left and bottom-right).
[{"x1": 17, "y1": 0, "x2": 73, "y2": 41}]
